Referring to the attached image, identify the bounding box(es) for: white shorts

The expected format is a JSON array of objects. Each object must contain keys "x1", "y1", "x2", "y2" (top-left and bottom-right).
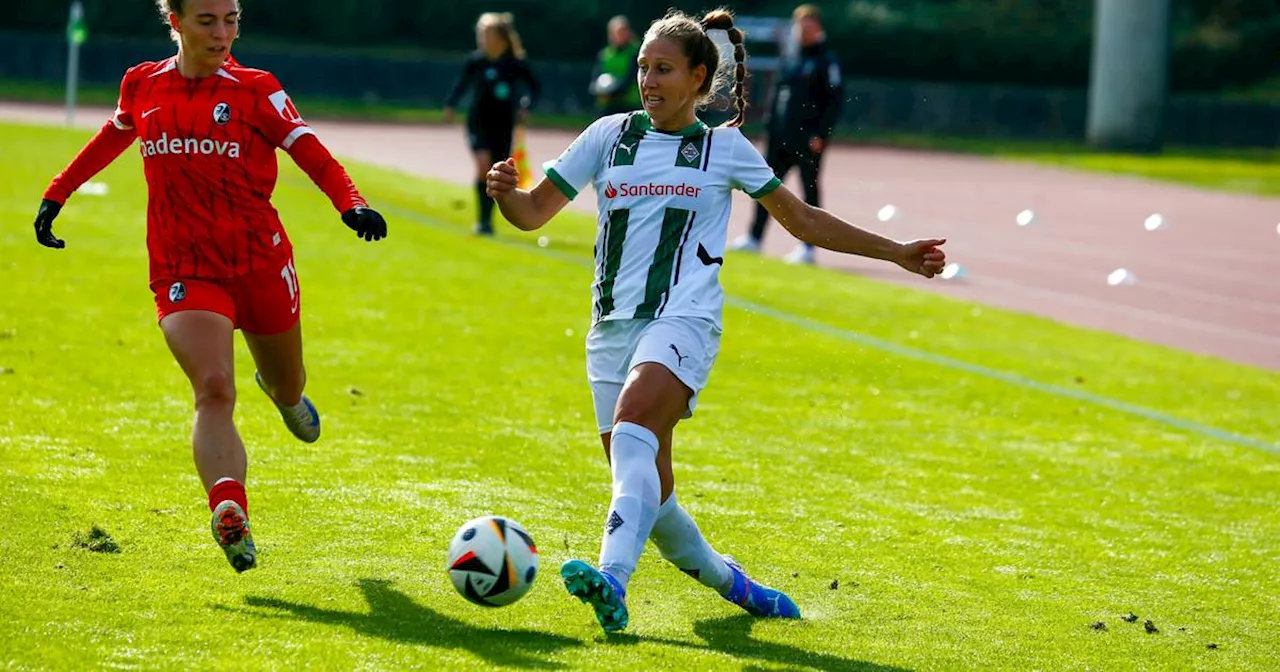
[{"x1": 586, "y1": 316, "x2": 722, "y2": 435}]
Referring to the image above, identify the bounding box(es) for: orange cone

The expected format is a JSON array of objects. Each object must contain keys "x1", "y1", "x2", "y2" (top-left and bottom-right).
[{"x1": 513, "y1": 125, "x2": 532, "y2": 189}]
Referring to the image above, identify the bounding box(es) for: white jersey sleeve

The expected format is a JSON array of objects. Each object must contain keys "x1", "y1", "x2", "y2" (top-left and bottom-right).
[
  {"x1": 724, "y1": 129, "x2": 783, "y2": 199},
  {"x1": 543, "y1": 115, "x2": 620, "y2": 201}
]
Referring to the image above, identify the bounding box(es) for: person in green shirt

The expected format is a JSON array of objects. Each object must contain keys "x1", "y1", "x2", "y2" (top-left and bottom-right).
[{"x1": 589, "y1": 15, "x2": 642, "y2": 117}]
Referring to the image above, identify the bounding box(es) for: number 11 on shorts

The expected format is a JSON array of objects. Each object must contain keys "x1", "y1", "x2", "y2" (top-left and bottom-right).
[{"x1": 281, "y1": 259, "x2": 300, "y2": 314}]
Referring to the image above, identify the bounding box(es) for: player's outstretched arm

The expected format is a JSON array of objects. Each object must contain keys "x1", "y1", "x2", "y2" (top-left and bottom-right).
[
  {"x1": 757, "y1": 185, "x2": 947, "y2": 278},
  {"x1": 486, "y1": 158, "x2": 568, "y2": 231},
  {"x1": 287, "y1": 134, "x2": 386, "y2": 242},
  {"x1": 35, "y1": 120, "x2": 138, "y2": 248}
]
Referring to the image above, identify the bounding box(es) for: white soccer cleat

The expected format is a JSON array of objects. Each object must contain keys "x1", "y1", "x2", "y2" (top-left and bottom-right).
[
  {"x1": 727, "y1": 234, "x2": 761, "y2": 253},
  {"x1": 784, "y1": 244, "x2": 815, "y2": 265}
]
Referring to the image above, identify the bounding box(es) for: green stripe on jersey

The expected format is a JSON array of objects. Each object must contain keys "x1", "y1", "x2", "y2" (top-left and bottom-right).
[
  {"x1": 610, "y1": 113, "x2": 647, "y2": 167},
  {"x1": 595, "y1": 209, "x2": 631, "y2": 319},
  {"x1": 634, "y1": 208, "x2": 692, "y2": 319},
  {"x1": 545, "y1": 167, "x2": 577, "y2": 200},
  {"x1": 748, "y1": 176, "x2": 783, "y2": 199},
  {"x1": 647, "y1": 115, "x2": 707, "y2": 137}
]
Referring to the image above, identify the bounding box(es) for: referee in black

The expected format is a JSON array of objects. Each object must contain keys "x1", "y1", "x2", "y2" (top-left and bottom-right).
[
  {"x1": 443, "y1": 12, "x2": 541, "y2": 236},
  {"x1": 729, "y1": 4, "x2": 843, "y2": 264}
]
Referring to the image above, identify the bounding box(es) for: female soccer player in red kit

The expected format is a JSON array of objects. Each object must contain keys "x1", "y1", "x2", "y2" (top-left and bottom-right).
[{"x1": 29, "y1": 0, "x2": 388, "y2": 573}]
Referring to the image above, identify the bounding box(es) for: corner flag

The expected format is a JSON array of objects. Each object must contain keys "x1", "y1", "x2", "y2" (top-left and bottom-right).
[
  {"x1": 67, "y1": 0, "x2": 87, "y2": 45},
  {"x1": 65, "y1": 0, "x2": 88, "y2": 126}
]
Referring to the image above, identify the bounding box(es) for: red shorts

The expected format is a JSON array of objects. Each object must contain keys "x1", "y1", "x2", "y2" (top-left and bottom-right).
[{"x1": 151, "y1": 257, "x2": 301, "y2": 335}]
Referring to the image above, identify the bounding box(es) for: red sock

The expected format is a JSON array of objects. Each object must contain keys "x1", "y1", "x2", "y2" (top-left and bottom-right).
[{"x1": 208, "y1": 478, "x2": 249, "y2": 517}]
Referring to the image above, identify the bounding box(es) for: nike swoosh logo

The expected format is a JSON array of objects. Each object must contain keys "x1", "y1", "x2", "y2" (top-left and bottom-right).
[{"x1": 140, "y1": 107, "x2": 161, "y2": 119}]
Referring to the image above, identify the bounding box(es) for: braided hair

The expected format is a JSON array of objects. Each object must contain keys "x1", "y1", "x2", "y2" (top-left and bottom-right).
[{"x1": 643, "y1": 7, "x2": 749, "y2": 127}]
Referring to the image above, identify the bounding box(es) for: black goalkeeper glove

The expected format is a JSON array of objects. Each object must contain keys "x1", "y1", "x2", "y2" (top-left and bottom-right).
[
  {"x1": 341, "y1": 206, "x2": 387, "y2": 242},
  {"x1": 33, "y1": 199, "x2": 66, "y2": 249}
]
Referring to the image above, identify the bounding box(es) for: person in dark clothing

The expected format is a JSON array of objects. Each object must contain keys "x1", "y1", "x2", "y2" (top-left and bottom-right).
[
  {"x1": 444, "y1": 12, "x2": 540, "y2": 235},
  {"x1": 729, "y1": 4, "x2": 842, "y2": 264}
]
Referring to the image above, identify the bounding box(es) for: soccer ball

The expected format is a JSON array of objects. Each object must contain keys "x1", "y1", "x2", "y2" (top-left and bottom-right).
[{"x1": 446, "y1": 516, "x2": 539, "y2": 607}]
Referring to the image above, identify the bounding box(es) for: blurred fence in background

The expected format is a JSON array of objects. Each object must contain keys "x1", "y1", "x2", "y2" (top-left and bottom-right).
[{"x1": 2, "y1": 29, "x2": 1274, "y2": 147}]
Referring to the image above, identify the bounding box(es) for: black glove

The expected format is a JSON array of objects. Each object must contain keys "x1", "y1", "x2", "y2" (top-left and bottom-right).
[
  {"x1": 33, "y1": 199, "x2": 66, "y2": 249},
  {"x1": 341, "y1": 206, "x2": 387, "y2": 242}
]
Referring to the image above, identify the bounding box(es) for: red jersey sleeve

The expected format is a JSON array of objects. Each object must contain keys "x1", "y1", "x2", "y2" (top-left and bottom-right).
[
  {"x1": 251, "y1": 73, "x2": 314, "y2": 150},
  {"x1": 287, "y1": 134, "x2": 367, "y2": 214},
  {"x1": 251, "y1": 72, "x2": 367, "y2": 213},
  {"x1": 43, "y1": 67, "x2": 139, "y2": 204}
]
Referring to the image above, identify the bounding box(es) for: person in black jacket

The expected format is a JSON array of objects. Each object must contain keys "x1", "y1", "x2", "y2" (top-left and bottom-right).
[
  {"x1": 729, "y1": 4, "x2": 842, "y2": 264},
  {"x1": 444, "y1": 12, "x2": 540, "y2": 236}
]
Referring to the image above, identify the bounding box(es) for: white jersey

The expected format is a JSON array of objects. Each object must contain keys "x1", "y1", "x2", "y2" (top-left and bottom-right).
[{"x1": 545, "y1": 111, "x2": 782, "y2": 329}]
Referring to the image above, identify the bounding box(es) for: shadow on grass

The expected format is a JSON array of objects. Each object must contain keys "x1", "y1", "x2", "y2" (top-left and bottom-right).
[
  {"x1": 694, "y1": 613, "x2": 911, "y2": 672},
  {"x1": 230, "y1": 579, "x2": 909, "y2": 671},
  {"x1": 230, "y1": 578, "x2": 583, "y2": 669},
  {"x1": 606, "y1": 613, "x2": 912, "y2": 672}
]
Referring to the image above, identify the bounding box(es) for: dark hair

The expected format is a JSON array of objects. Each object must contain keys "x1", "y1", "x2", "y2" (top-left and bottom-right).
[{"x1": 644, "y1": 7, "x2": 749, "y2": 127}]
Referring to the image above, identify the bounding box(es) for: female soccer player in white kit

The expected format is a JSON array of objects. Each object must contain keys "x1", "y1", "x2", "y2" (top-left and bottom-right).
[{"x1": 485, "y1": 7, "x2": 947, "y2": 634}]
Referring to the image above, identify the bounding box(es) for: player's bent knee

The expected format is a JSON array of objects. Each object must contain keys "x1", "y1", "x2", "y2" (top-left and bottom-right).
[
  {"x1": 613, "y1": 400, "x2": 677, "y2": 435},
  {"x1": 192, "y1": 370, "x2": 236, "y2": 414},
  {"x1": 614, "y1": 365, "x2": 689, "y2": 433}
]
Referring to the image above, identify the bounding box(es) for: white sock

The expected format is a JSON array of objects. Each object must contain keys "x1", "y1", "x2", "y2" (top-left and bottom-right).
[
  {"x1": 597, "y1": 421, "x2": 661, "y2": 590},
  {"x1": 649, "y1": 492, "x2": 733, "y2": 593}
]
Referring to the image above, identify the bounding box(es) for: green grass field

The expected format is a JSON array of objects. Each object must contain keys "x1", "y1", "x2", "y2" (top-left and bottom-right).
[
  {"x1": 1, "y1": 121, "x2": 1278, "y2": 671},
  {"x1": 5, "y1": 78, "x2": 1278, "y2": 197}
]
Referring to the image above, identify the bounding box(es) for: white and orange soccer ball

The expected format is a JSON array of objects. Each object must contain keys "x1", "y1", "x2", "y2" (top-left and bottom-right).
[{"x1": 446, "y1": 516, "x2": 539, "y2": 607}]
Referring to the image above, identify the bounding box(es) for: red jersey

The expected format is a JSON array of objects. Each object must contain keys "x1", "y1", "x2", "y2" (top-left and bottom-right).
[
  {"x1": 45, "y1": 55, "x2": 366, "y2": 283},
  {"x1": 115, "y1": 56, "x2": 318, "y2": 279}
]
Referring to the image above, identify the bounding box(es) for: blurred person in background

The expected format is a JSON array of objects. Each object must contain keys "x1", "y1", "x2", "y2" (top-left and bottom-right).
[
  {"x1": 590, "y1": 15, "x2": 643, "y2": 118},
  {"x1": 444, "y1": 12, "x2": 541, "y2": 236},
  {"x1": 729, "y1": 3, "x2": 843, "y2": 265}
]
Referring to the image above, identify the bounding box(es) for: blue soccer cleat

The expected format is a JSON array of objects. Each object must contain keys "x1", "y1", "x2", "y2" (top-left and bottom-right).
[
  {"x1": 211, "y1": 500, "x2": 257, "y2": 573},
  {"x1": 255, "y1": 371, "x2": 320, "y2": 443},
  {"x1": 721, "y1": 555, "x2": 802, "y2": 619},
  {"x1": 560, "y1": 559, "x2": 629, "y2": 633}
]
